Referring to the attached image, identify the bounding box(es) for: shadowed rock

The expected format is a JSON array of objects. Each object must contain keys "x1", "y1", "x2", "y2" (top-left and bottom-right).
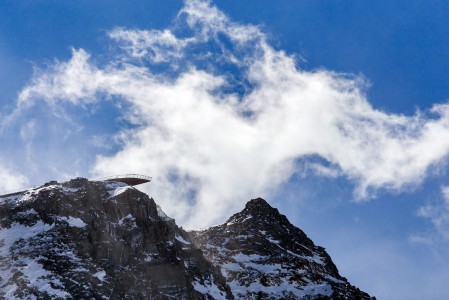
[{"x1": 0, "y1": 180, "x2": 373, "y2": 299}]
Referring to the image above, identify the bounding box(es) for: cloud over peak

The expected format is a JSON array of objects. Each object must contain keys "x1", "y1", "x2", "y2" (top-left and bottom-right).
[{"x1": 14, "y1": 0, "x2": 449, "y2": 227}]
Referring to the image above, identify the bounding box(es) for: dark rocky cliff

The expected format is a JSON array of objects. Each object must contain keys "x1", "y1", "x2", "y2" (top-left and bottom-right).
[
  {"x1": 0, "y1": 178, "x2": 231, "y2": 299},
  {"x1": 189, "y1": 198, "x2": 374, "y2": 300},
  {"x1": 0, "y1": 178, "x2": 373, "y2": 299}
]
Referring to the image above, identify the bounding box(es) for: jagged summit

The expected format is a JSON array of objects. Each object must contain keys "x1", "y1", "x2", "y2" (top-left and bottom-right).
[
  {"x1": 245, "y1": 197, "x2": 271, "y2": 207},
  {"x1": 228, "y1": 197, "x2": 285, "y2": 224},
  {"x1": 190, "y1": 197, "x2": 374, "y2": 300},
  {"x1": 225, "y1": 198, "x2": 274, "y2": 223},
  {"x1": 0, "y1": 178, "x2": 373, "y2": 299},
  {"x1": 243, "y1": 197, "x2": 277, "y2": 213},
  {"x1": 223, "y1": 197, "x2": 318, "y2": 253}
]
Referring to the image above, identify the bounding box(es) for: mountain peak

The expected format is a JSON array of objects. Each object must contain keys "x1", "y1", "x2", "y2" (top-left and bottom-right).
[
  {"x1": 243, "y1": 197, "x2": 286, "y2": 220},
  {"x1": 224, "y1": 197, "x2": 285, "y2": 228},
  {"x1": 190, "y1": 197, "x2": 374, "y2": 300},
  {"x1": 244, "y1": 197, "x2": 272, "y2": 210}
]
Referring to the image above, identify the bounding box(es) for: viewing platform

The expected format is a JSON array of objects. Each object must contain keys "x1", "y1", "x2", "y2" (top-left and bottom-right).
[{"x1": 99, "y1": 174, "x2": 152, "y2": 186}]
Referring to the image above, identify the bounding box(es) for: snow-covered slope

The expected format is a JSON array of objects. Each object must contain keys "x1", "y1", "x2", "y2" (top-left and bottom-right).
[{"x1": 189, "y1": 198, "x2": 373, "y2": 300}]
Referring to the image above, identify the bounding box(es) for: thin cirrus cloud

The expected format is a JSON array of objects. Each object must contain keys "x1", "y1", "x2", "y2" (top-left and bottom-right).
[
  {"x1": 14, "y1": 0, "x2": 449, "y2": 227},
  {"x1": 413, "y1": 186, "x2": 449, "y2": 242}
]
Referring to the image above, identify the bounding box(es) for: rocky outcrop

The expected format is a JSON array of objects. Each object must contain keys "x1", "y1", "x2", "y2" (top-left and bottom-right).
[
  {"x1": 0, "y1": 178, "x2": 231, "y2": 299},
  {"x1": 0, "y1": 178, "x2": 373, "y2": 299},
  {"x1": 189, "y1": 198, "x2": 374, "y2": 300}
]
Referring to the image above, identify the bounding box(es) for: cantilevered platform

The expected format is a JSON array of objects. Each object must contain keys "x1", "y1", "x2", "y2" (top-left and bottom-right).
[{"x1": 100, "y1": 174, "x2": 152, "y2": 186}]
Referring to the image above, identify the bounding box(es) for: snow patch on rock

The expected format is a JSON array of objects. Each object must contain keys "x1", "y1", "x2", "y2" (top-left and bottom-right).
[
  {"x1": 57, "y1": 216, "x2": 87, "y2": 228},
  {"x1": 192, "y1": 277, "x2": 226, "y2": 299},
  {"x1": 93, "y1": 270, "x2": 107, "y2": 282},
  {"x1": 175, "y1": 235, "x2": 191, "y2": 245},
  {"x1": 0, "y1": 221, "x2": 54, "y2": 256}
]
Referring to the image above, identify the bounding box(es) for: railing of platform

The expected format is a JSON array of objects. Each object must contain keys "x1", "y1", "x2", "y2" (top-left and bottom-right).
[{"x1": 98, "y1": 174, "x2": 152, "y2": 182}]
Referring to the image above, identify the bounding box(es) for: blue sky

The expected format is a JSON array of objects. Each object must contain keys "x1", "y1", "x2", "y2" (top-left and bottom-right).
[{"x1": 1, "y1": 1, "x2": 449, "y2": 299}]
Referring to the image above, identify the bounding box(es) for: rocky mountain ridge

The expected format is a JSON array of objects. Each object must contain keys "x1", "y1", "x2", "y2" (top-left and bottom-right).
[
  {"x1": 0, "y1": 178, "x2": 374, "y2": 299},
  {"x1": 189, "y1": 198, "x2": 372, "y2": 299}
]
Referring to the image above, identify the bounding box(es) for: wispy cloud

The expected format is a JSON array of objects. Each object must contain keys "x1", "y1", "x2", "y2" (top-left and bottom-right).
[
  {"x1": 0, "y1": 162, "x2": 28, "y2": 194},
  {"x1": 414, "y1": 186, "x2": 449, "y2": 242},
  {"x1": 13, "y1": 0, "x2": 449, "y2": 227},
  {"x1": 108, "y1": 28, "x2": 194, "y2": 63}
]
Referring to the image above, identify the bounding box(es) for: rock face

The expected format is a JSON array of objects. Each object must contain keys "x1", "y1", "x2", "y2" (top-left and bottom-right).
[
  {"x1": 0, "y1": 178, "x2": 231, "y2": 299},
  {"x1": 0, "y1": 178, "x2": 374, "y2": 299},
  {"x1": 189, "y1": 198, "x2": 373, "y2": 300}
]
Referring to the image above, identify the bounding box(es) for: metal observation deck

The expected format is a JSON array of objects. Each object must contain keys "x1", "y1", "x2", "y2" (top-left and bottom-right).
[{"x1": 99, "y1": 174, "x2": 152, "y2": 186}]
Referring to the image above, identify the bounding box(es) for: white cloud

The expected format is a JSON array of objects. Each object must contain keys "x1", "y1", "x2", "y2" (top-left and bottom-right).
[
  {"x1": 108, "y1": 28, "x2": 193, "y2": 63},
  {"x1": 18, "y1": 49, "x2": 104, "y2": 108},
  {"x1": 0, "y1": 162, "x2": 28, "y2": 194},
  {"x1": 181, "y1": 0, "x2": 262, "y2": 44},
  {"x1": 14, "y1": 0, "x2": 449, "y2": 227}
]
